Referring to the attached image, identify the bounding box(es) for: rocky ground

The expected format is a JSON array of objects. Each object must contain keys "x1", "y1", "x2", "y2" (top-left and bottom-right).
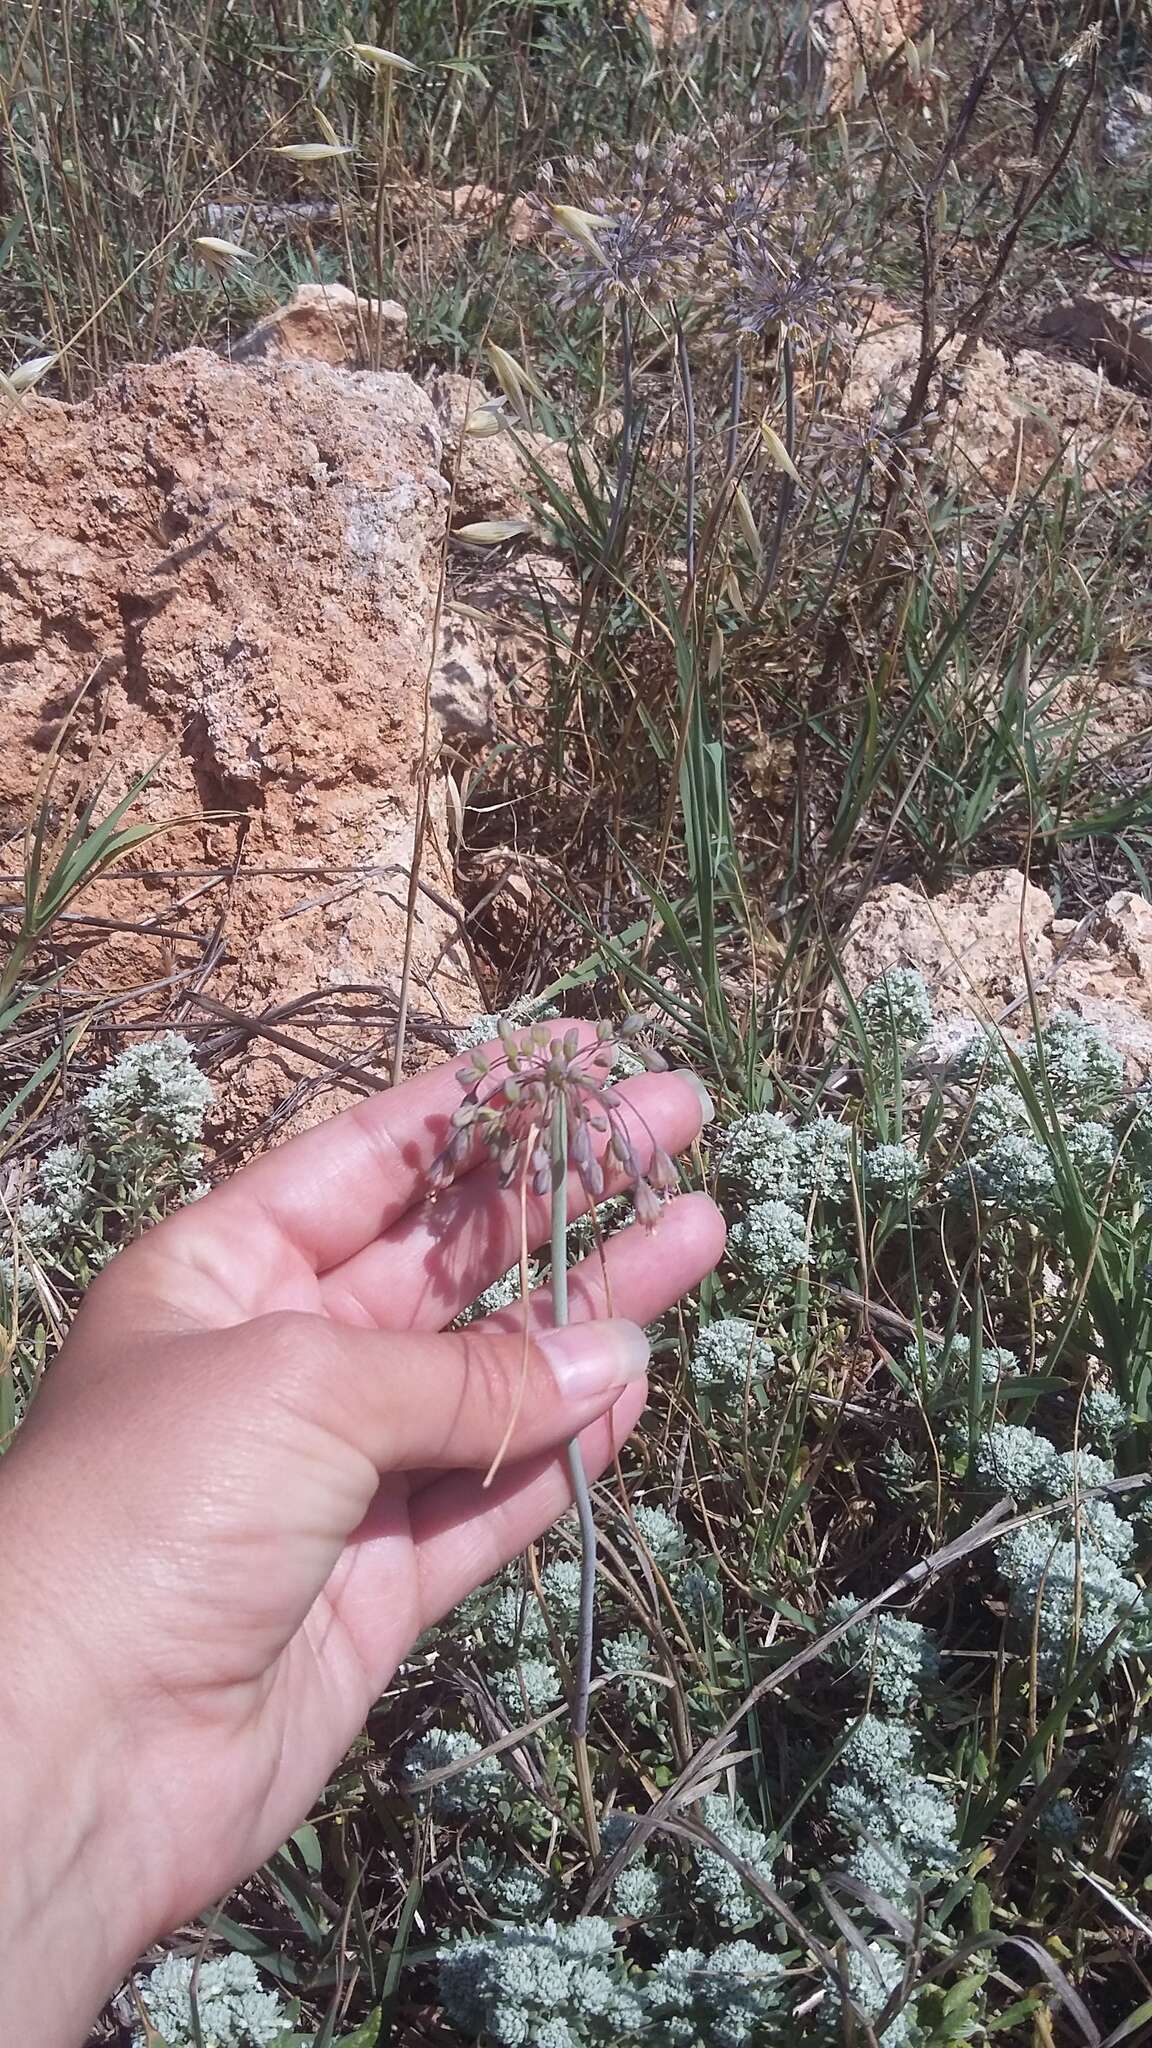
[{"x1": 5, "y1": 235, "x2": 1152, "y2": 1144}]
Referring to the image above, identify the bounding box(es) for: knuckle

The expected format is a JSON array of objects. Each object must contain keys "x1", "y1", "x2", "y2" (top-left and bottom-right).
[
  {"x1": 459, "y1": 1329, "x2": 524, "y2": 1427},
  {"x1": 250, "y1": 1309, "x2": 328, "y2": 1410}
]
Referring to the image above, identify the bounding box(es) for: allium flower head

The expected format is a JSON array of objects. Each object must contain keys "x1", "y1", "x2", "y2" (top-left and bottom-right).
[
  {"x1": 553, "y1": 201, "x2": 693, "y2": 311},
  {"x1": 434, "y1": 1018, "x2": 676, "y2": 1228},
  {"x1": 720, "y1": 252, "x2": 838, "y2": 341}
]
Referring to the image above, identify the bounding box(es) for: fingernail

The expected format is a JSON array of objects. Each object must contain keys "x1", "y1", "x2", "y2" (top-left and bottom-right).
[
  {"x1": 676, "y1": 1069, "x2": 715, "y2": 1126},
  {"x1": 538, "y1": 1320, "x2": 650, "y2": 1400}
]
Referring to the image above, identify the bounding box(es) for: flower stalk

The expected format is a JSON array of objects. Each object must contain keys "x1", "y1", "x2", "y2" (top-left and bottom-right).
[
  {"x1": 550, "y1": 1090, "x2": 601, "y2": 1853},
  {"x1": 435, "y1": 1016, "x2": 676, "y2": 1861}
]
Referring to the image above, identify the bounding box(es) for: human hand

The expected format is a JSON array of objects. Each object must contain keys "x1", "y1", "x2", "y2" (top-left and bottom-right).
[{"x1": 0, "y1": 1030, "x2": 723, "y2": 2042}]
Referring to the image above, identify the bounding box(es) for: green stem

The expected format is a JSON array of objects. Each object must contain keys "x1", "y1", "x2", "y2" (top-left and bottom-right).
[{"x1": 550, "y1": 1097, "x2": 600, "y2": 1855}]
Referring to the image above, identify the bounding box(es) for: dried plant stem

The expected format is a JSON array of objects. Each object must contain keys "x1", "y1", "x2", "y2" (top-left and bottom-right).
[{"x1": 550, "y1": 1095, "x2": 601, "y2": 1858}]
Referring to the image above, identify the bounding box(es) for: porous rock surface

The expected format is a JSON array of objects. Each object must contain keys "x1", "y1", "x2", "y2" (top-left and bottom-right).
[
  {"x1": 811, "y1": 0, "x2": 923, "y2": 114},
  {"x1": 630, "y1": 0, "x2": 697, "y2": 44},
  {"x1": 840, "y1": 869, "x2": 1055, "y2": 1023},
  {"x1": 841, "y1": 869, "x2": 1152, "y2": 1079},
  {"x1": 232, "y1": 281, "x2": 407, "y2": 372},
  {"x1": 845, "y1": 307, "x2": 1150, "y2": 496},
  {"x1": 434, "y1": 553, "x2": 578, "y2": 740},
  {"x1": 0, "y1": 347, "x2": 477, "y2": 1134},
  {"x1": 424, "y1": 370, "x2": 573, "y2": 527},
  {"x1": 1036, "y1": 293, "x2": 1152, "y2": 396}
]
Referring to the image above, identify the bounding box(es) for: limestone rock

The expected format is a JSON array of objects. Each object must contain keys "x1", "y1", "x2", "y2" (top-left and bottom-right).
[
  {"x1": 630, "y1": 0, "x2": 697, "y2": 45},
  {"x1": 425, "y1": 370, "x2": 572, "y2": 527},
  {"x1": 431, "y1": 183, "x2": 536, "y2": 246},
  {"x1": 1036, "y1": 293, "x2": 1152, "y2": 396},
  {"x1": 1102, "y1": 85, "x2": 1152, "y2": 166},
  {"x1": 233, "y1": 282, "x2": 407, "y2": 372},
  {"x1": 433, "y1": 553, "x2": 578, "y2": 739},
  {"x1": 1043, "y1": 892, "x2": 1152, "y2": 1083},
  {"x1": 840, "y1": 871, "x2": 1152, "y2": 1081},
  {"x1": 810, "y1": 0, "x2": 922, "y2": 115},
  {"x1": 1038, "y1": 656, "x2": 1152, "y2": 773},
  {"x1": 844, "y1": 309, "x2": 1150, "y2": 496},
  {"x1": 0, "y1": 347, "x2": 477, "y2": 1140},
  {"x1": 840, "y1": 869, "x2": 1055, "y2": 1024}
]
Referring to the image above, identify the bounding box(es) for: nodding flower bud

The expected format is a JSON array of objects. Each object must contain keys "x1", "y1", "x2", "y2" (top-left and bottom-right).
[
  {"x1": 427, "y1": 1150, "x2": 455, "y2": 1190},
  {"x1": 580, "y1": 1155, "x2": 605, "y2": 1201},
  {"x1": 649, "y1": 1146, "x2": 679, "y2": 1192},
  {"x1": 610, "y1": 1129, "x2": 640, "y2": 1178},
  {"x1": 634, "y1": 1178, "x2": 662, "y2": 1230},
  {"x1": 637, "y1": 1046, "x2": 668, "y2": 1072}
]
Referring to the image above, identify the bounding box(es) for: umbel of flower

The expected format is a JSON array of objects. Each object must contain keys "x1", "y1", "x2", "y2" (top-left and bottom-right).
[{"x1": 432, "y1": 1018, "x2": 677, "y2": 1224}]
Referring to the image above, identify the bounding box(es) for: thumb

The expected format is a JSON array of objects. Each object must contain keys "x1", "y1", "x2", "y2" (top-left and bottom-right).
[{"x1": 269, "y1": 1311, "x2": 651, "y2": 1477}]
